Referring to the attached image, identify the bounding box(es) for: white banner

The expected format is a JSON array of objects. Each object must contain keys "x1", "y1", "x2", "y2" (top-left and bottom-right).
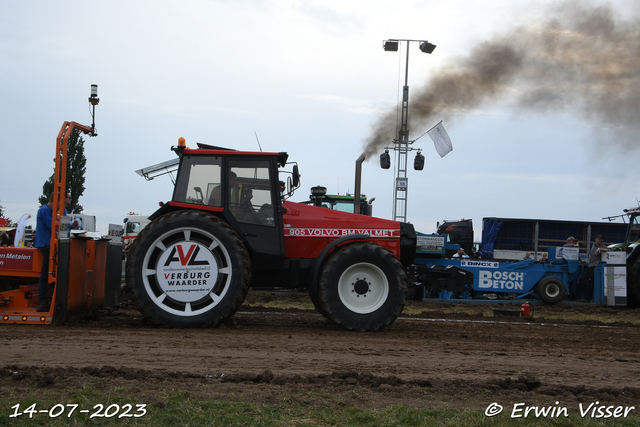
[
  {"x1": 14, "y1": 213, "x2": 32, "y2": 247},
  {"x1": 427, "y1": 121, "x2": 453, "y2": 158}
]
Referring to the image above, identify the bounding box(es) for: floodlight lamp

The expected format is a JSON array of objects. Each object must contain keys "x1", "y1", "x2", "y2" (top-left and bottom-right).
[
  {"x1": 419, "y1": 41, "x2": 436, "y2": 54},
  {"x1": 89, "y1": 84, "x2": 100, "y2": 105},
  {"x1": 380, "y1": 150, "x2": 391, "y2": 169},
  {"x1": 383, "y1": 40, "x2": 399, "y2": 52},
  {"x1": 414, "y1": 152, "x2": 425, "y2": 171}
]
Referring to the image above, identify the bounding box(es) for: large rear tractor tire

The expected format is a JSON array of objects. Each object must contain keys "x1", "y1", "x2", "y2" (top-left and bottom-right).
[
  {"x1": 125, "y1": 210, "x2": 251, "y2": 327},
  {"x1": 537, "y1": 276, "x2": 565, "y2": 304},
  {"x1": 317, "y1": 242, "x2": 407, "y2": 331}
]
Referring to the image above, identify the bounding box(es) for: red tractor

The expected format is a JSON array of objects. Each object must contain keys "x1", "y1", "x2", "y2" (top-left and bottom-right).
[{"x1": 126, "y1": 139, "x2": 472, "y2": 331}]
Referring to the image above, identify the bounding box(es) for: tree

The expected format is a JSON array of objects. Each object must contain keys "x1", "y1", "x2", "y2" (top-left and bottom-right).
[{"x1": 38, "y1": 128, "x2": 86, "y2": 213}]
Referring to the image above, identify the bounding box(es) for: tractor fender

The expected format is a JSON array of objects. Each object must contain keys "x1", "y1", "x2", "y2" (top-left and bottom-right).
[
  {"x1": 148, "y1": 202, "x2": 174, "y2": 221},
  {"x1": 148, "y1": 202, "x2": 224, "y2": 221},
  {"x1": 310, "y1": 234, "x2": 370, "y2": 294}
]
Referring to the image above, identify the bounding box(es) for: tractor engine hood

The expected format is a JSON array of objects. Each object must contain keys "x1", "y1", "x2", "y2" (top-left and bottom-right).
[{"x1": 281, "y1": 201, "x2": 416, "y2": 265}]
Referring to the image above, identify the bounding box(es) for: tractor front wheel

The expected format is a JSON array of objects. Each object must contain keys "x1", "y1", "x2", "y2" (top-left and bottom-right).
[{"x1": 317, "y1": 242, "x2": 407, "y2": 331}]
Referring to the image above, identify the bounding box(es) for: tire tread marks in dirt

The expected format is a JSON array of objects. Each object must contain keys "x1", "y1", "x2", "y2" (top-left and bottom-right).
[
  {"x1": 317, "y1": 242, "x2": 407, "y2": 332},
  {"x1": 125, "y1": 210, "x2": 251, "y2": 328}
]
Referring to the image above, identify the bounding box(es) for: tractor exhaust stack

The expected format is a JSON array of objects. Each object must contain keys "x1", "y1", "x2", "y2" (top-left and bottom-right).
[{"x1": 354, "y1": 153, "x2": 365, "y2": 214}]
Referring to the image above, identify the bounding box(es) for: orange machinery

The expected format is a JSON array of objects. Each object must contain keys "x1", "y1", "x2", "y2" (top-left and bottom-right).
[
  {"x1": 0, "y1": 239, "x2": 110, "y2": 324},
  {"x1": 0, "y1": 85, "x2": 117, "y2": 325}
]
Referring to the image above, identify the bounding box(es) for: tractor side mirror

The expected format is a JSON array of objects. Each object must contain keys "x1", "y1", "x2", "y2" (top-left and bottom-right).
[{"x1": 292, "y1": 165, "x2": 300, "y2": 187}]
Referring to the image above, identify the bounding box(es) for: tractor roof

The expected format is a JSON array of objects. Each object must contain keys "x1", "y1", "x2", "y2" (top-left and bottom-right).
[{"x1": 181, "y1": 144, "x2": 289, "y2": 167}]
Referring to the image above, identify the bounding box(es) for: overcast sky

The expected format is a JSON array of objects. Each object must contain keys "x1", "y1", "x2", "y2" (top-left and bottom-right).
[{"x1": 2, "y1": 0, "x2": 639, "y2": 241}]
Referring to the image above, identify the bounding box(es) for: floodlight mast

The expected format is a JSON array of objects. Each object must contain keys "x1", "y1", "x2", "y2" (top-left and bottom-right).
[{"x1": 382, "y1": 39, "x2": 435, "y2": 222}]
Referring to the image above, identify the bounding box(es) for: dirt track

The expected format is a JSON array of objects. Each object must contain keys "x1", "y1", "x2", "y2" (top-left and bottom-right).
[{"x1": 2, "y1": 290, "x2": 640, "y2": 412}]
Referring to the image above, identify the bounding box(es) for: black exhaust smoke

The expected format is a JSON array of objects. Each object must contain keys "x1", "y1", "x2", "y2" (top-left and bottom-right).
[{"x1": 363, "y1": 1, "x2": 640, "y2": 158}]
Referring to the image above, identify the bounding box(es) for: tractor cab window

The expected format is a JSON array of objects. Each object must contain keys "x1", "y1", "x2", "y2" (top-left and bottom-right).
[
  {"x1": 172, "y1": 156, "x2": 222, "y2": 205},
  {"x1": 229, "y1": 160, "x2": 275, "y2": 227}
]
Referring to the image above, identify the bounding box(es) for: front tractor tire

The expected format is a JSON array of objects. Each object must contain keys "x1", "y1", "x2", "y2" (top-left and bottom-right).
[
  {"x1": 125, "y1": 210, "x2": 251, "y2": 328},
  {"x1": 317, "y1": 242, "x2": 407, "y2": 332}
]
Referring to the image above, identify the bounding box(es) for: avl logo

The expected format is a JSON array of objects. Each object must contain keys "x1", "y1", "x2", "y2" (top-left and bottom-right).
[{"x1": 163, "y1": 244, "x2": 210, "y2": 266}]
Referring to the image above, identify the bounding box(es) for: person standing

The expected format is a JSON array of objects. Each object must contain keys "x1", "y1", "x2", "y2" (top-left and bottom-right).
[
  {"x1": 565, "y1": 236, "x2": 578, "y2": 247},
  {"x1": 34, "y1": 192, "x2": 70, "y2": 312},
  {"x1": 452, "y1": 247, "x2": 469, "y2": 259},
  {"x1": 471, "y1": 247, "x2": 481, "y2": 259},
  {"x1": 582, "y1": 234, "x2": 608, "y2": 302}
]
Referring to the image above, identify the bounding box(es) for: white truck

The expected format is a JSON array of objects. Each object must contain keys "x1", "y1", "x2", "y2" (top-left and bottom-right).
[{"x1": 123, "y1": 213, "x2": 150, "y2": 244}]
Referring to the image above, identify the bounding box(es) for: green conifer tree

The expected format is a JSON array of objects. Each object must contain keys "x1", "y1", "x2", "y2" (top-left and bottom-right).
[{"x1": 38, "y1": 128, "x2": 86, "y2": 213}]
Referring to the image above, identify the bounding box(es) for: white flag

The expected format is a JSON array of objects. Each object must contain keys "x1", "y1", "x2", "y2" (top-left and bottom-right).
[
  {"x1": 427, "y1": 121, "x2": 453, "y2": 158},
  {"x1": 14, "y1": 213, "x2": 32, "y2": 247}
]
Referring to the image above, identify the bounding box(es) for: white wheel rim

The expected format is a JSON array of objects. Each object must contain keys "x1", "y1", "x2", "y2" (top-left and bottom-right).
[
  {"x1": 337, "y1": 262, "x2": 389, "y2": 314},
  {"x1": 546, "y1": 283, "x2": 560, "y2": 298},
  {"x1": 141, "y1": 227, "x2": 233, "y2": 317}
]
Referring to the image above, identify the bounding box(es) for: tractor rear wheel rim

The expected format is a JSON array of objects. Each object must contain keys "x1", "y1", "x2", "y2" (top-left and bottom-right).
[
  {"x1": 142, "y1": 227, "x2": 233, "y2": 317},
  {"x1": 337, "y1": 262, "x2": 388, "y2": 314}
]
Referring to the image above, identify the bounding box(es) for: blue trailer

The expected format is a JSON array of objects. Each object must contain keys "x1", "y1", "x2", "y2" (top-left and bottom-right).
[{"x1": 411, "y1": 234, "x2": 585, "y2": 304}]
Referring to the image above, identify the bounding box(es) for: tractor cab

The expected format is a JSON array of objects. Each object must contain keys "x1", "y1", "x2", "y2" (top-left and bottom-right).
[
  {"x1": 146, "y1": 141, "x2": 300, "y2": 279},
  {"x1": 436, "y1": 219, "x2": 474, "y2": 256},
  {"x1": 171, "y1": 154, "x2": 279, "y2": 227},
  {"x1": 624, "y1": 209, "x2": 640, "y2": 246},
  {"x1": 607, "y1": 207, "x2": 640, "y2": 253},
  {"x1": 300, "y1": 186, "x2": 373, "y2": 216}
]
